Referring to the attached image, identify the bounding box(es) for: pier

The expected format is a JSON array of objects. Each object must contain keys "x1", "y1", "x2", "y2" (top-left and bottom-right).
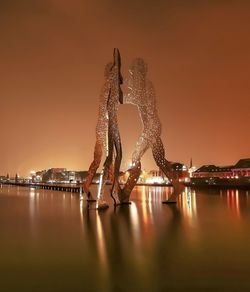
[{"x1": 3, "y1": 182, "x2": 82, "y2": 193}]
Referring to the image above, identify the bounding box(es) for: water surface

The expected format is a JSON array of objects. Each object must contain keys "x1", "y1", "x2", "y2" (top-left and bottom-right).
[{"x1": 0, "y1": 185, "x2": 250, "y2": 291}]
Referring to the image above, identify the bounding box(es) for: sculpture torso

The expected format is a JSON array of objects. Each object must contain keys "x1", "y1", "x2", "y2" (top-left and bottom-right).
[
  {"x1": 96, "y1": 82, "x2": 109, "y2": 149},
  {"x1": 126, "y1": 75, "x2": 162, "y2": 141}
]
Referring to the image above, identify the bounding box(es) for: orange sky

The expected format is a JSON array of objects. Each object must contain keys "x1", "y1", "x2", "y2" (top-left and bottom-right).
[{"x1": 0, "y1": 0, "x2": 249, "y2": 176}]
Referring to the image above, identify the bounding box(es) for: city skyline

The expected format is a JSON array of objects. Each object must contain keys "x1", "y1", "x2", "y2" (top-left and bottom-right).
[{"x1": 1, "y1": 0, "x2": 250, "y2": 176}]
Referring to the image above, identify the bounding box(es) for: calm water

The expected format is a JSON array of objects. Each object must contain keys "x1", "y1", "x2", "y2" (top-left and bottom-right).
[{"x1": 0, "y1": 185, "x2": 250, "y2": 292}]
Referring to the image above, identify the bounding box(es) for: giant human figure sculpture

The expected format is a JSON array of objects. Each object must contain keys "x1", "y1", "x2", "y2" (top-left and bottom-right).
[
  {"x1": 82, "y1": 63, "x2": 112, "y2": 201},
  {"x1": 84, "y1": 51, "x2": 182, "y2": 208},
  {"x1": 118, "y1": 58, "x2": 183, "y2": 204},
  {"x1": 84, "y1": 48, "x2": 123, "y2": 209}
]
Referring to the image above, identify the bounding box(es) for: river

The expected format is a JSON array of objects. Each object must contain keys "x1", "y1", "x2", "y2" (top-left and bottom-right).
[{"x1": 0, "y1": 184, "x2": 250, "y2": 291}]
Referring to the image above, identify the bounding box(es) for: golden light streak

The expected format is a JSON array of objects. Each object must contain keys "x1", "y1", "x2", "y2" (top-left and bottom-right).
[
  {"x1": 130, "y1": 202, "x2": 141, "y2": 247},
  {"x1": 180, "y1": 187, "x2": 197, "y2": 227},
  {"x1": 96, "y1": 212, "x2": 107, "y2": 268}
]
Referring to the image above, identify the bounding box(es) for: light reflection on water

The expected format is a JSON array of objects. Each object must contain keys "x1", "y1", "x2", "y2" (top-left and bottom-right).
[
  {"x1": 225, "y1": 189, "x2": 240, "y2": 218},
  {"x1": 0, "y1": 184, "x2": 250, "y2": 291},
  {"x1": 178, "y1": 187, "x2": 197, "y2": 227}
]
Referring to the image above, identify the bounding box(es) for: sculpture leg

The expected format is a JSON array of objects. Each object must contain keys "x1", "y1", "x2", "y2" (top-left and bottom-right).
[
  {"x1": 151, "y1": 136, "x2": 184, "y2": 202},
  {"x1": 110, "y1": 132, "x2": 122, "y2": 205},
  {"x1": 83, "y1": 141, "x2": 102, "y2": 200},
  {"x1": 96, "y1": 137, "x2": 114, "y2": 209},
  {"x1": 108, "y1": 162, "x2": 114, "y2": 185},
  {"x1": 120, "y1": 161, "x2": 141, "y2": 203},
  {"x1": 121, "y1": 134, "x2": 149, "y2": 202}
]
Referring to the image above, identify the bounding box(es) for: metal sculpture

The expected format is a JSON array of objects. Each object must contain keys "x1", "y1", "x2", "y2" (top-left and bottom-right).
[
  {"x1": 84, "y1": 51, "x2": 182, "y2": 208},
  {"x1": 119, "y1": 58, "x2": 183, "y2": 203},
  {"x1": 82, "y1": 63, "x2": 112, "y2": 201},
  {"x1": 95, "y1": 48, "x2": 123, "y2": 209}
]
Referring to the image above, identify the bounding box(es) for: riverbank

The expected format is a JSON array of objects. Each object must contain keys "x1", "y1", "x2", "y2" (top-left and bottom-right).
[
  {"x1": 2, "y1": 178, "x2": 250, "y2": 193},
  {"x1": 190, "y1": 177, "x2": 250, "y2": 190}
]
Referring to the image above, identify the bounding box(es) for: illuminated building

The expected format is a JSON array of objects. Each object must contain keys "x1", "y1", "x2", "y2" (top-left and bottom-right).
[
  {"x1": 193, "y1": 165, "x2": 234, "y2": 179},
  {"x1": 193, "y1": 159, "x2": 250, "y2": 179},
  {"x1": 191, "y1": 159, "x2": 250, "y2": 187},
  {"x1": 145, "y1": 170, "x2": 168, "y2": 184},
  {"x1": 232, "y1": 159, "x2": 250, "y2": 178},
  {"x1": 0, "y1": 176, "x2": 8, "y2": 182},
  {"x1": 118, "y1": 163, "x2": 189, "y2": 185},
  {"x1": 30, "y1": 168, "x2": 90, "y2": 184}
]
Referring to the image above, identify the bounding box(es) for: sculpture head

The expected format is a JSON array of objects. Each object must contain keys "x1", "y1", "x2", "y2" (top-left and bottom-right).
[
  {"x1": 125, "y1": 58, "x2": 147, "y2": 105},
  {"x1": 103, "y1": 49, "x2": 123, "y2": 105},
  {"x1": 129, "y1": 58, "x2": 148, "y2": 78},
  {"x1": 113, "y1": 48, "x2": 123, "y2": 104},
  {"x1": 104, "y1": 62, "x2": 113, "y2": 78}
]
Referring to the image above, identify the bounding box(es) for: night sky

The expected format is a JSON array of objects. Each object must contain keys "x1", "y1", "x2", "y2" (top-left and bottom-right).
[{"x1": 1, "y1": 0, "x2": 249, "y2": 176}]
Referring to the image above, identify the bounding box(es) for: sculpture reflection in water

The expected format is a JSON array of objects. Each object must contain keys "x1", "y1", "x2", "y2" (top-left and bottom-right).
[{"x1": 79, "y1": 194, "x2": 183, "y2": 291}]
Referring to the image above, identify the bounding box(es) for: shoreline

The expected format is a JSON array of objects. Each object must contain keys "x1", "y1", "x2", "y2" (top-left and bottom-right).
[{"x1": 1, "y1": 181, "x2": 250, "y2": 193}]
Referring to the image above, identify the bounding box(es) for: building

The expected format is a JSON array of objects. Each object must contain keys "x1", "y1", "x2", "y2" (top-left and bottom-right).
[
  {"x1": 0, "y1": 176, "x2": 7, "y2": 182},
  {"x1": 193, "y1": 158, "x2": 250, "y2": 179},
  {"x1": 145, "y1": 170, "x2": 168, "y2": 184},
  {"x1": 232, "y1": 159, "x2": 250, "y2": 178},
  {"x1": 30, "y1": 168, "x2": 92, "y2": 184},
  {"x1": 193, "y1": 165, "x2": 233, "y2": 179},
  {"x1": 145, "y1": 163, "x2": 189, "y2": 184},
  {"x1": 29, "y1": 161, "x2": 189, "y2": 185}
]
